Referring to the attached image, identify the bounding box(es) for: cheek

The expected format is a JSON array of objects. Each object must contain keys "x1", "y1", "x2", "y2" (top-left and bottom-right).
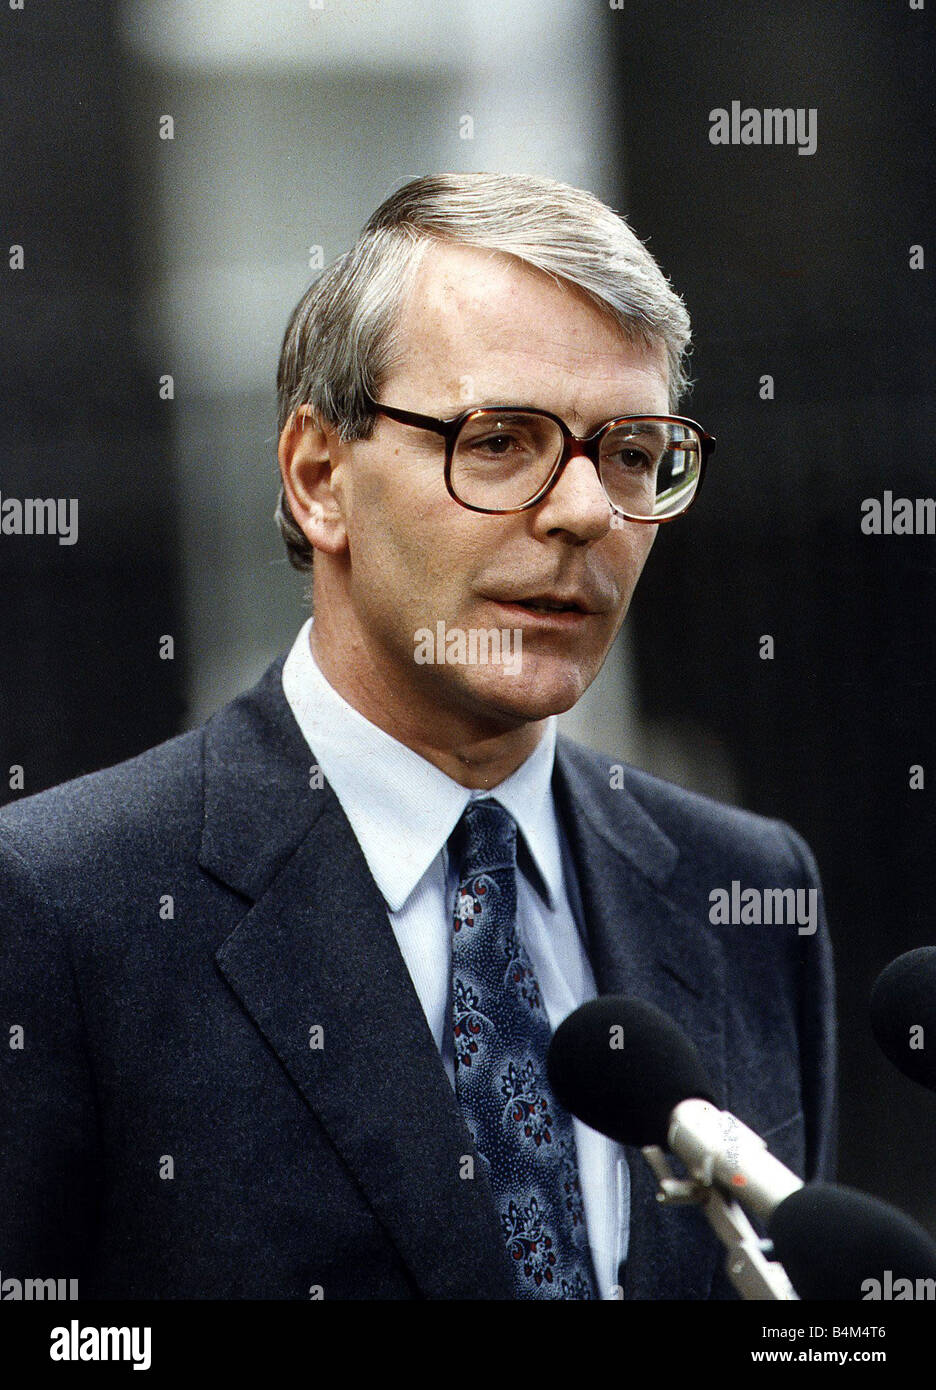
[
  {"x1": 344, "y1": 460, "x2": 476, "y2": 593},
  {"x1": 634, "y1": 524, "x2": 658, "y2": 571},
  {"x1": 607, "y1": 525, "x2": 657, "y2": 596}
]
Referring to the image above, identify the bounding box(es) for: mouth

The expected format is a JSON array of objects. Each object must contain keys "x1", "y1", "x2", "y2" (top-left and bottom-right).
[
  {"x1": 514, "y1": 599, "x2": 583, "y2": 614},
  {"x1": 487, "y1": 594, "x2": 597, "y2": 625}
]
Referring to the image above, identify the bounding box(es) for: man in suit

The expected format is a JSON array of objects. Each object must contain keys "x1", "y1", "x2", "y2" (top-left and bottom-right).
[{"x1": 0, "y1": 173, "x2": 835, "y2": 1300}]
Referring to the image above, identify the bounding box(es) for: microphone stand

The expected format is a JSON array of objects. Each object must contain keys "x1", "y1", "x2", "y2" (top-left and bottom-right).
[{"x1": 641, "y1": 1145, "x2": 799, "y2": 1300}]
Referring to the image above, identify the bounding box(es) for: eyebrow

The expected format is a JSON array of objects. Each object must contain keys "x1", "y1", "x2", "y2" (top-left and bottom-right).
[
  {"x1": 611, "y1": 420, "x2": 669, "y2": 442},
  {"x1": 444, "y1": 402, "x2": 669, "y2": 430}
]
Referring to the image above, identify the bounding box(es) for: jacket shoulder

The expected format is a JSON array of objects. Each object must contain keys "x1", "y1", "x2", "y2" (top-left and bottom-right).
[
  {"x1": 0, "y1": 726, "x2": 205, "y2": 884},
  {"x1": 556, "y1": 735, "x2": 814, "y2": 883}
]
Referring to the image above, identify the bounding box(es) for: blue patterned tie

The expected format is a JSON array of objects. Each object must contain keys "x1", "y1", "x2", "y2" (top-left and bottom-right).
[{"x1": 450, "y1": 798, "x2": 597, "y2": 1299}]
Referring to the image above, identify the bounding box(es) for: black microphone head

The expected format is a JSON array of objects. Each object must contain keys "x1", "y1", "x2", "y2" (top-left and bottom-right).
[
  {"x1": 546, "y1": 996, "x2": 715, "y2": 1147},
  {"x1": 769, "y1": 1183, "x2": 936, "y2": 1300},
  {"x1": 870, "y1": 947, "x2": 936, "y2": 1090}
]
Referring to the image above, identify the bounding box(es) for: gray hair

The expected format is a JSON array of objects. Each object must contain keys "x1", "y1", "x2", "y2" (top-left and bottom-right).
[{"x1": 276, "y1": 172, "x2": 692, "y2": 572}]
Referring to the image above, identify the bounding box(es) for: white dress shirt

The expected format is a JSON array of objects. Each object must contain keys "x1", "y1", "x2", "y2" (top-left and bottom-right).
[{"x1": 282, "y1": 617, "x2": 627, "y2": 1297}]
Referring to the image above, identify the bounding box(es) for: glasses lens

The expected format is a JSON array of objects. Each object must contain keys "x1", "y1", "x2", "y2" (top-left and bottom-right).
[
  {"x1": 451, "y1": 411, "x2": 563, "y2": 510},
  {"x1": 599, "y1": 420, "x2": 701, "y2": 519}
]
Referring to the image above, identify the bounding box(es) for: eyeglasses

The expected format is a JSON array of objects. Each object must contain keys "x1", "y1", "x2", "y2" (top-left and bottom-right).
[{"x1": 362, "y1": 391, "x2": 714, "y2": 521}]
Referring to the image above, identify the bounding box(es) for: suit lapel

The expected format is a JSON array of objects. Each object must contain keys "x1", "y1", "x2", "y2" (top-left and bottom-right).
[
  {"x1": 553, "y1": 737, "x2": 728, "y2": 1300},
  {"x1": 201, "y1": 661, "x2": 513, "y2": 1299}
]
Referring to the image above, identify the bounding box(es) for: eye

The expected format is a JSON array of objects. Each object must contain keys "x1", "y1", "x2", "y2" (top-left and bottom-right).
[
  {"x1": 608, "y1": 443, "x2": 656, "y2": 470},
  {"x1": 471, "y1": 432, "x2": 523, "y2": 456}
]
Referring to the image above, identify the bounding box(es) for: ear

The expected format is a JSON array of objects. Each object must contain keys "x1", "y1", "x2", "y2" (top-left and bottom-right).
[{"x1": 277, "y1": 405, "x2": 348, "y2": 556}]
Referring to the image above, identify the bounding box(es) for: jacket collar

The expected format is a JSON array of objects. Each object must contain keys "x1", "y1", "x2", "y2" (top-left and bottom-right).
[
  {"x1": 201, "y1": 661, "x2": 726, "y2": 1300},
  {"x1": 202, "y1": 659, "x2": 514, "y2": 1298}
]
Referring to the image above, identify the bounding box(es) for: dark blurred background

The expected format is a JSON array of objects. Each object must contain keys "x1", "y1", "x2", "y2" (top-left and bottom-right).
[{"x1": 2, "y1": 0, "x2": 934, "y2": 1228}]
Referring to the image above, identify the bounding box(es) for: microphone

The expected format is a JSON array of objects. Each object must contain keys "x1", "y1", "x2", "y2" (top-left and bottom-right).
[
  {"x1": 548, "y1": 995, "x2": 936, "y2": 1299},
  {"x1": 770, "y1": 1183, "x2": 936, "y2": 1300},
  {"x1": 870, "y1": 947, "x2": 936, "y2": 1090},
  {"x1": 547, "y1": 997, "x2": 802, "y2": 1225}
]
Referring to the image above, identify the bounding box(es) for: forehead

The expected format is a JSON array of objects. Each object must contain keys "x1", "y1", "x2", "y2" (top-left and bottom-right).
[{"x1": 388, "y1": 241, "x2": 669, "y2": 412}]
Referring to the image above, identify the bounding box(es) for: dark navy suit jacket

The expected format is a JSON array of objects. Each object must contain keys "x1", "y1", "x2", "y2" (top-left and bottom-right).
[{"x1": 0, "y1": 658, "x2": 836, "y2": 1299}]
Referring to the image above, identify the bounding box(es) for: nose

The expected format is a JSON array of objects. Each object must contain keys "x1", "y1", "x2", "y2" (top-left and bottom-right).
[{"x1": 529, "y1": 444, "x2": 612, "y2": 544}]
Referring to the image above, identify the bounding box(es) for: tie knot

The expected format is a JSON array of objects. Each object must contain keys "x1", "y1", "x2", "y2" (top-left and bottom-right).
[{"x1": 451, "y1": 798, "x2": 517, "y2": 879}]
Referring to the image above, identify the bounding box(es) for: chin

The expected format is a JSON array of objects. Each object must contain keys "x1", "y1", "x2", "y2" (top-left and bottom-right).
[{"x1": 459, "y1": 660, "x2": 593, "y2": 725}]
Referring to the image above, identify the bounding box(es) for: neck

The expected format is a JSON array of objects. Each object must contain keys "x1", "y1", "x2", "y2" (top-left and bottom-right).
[{"x1": 309, "y1": 616, "x2": 547, "y2": 791}]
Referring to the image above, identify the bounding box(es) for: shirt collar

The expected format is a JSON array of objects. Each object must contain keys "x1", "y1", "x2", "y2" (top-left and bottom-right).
[{"x1": 281, "y1": 617, "x2": 563, "y2": 913}]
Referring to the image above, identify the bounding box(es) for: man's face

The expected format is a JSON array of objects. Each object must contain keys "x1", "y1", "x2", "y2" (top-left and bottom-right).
[{"x1": 319, "y1": 241, "x2": 668, "y2": 731}]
